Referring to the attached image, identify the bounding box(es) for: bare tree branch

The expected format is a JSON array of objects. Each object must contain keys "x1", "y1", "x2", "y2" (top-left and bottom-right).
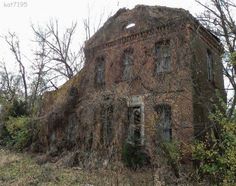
[
  {"x1": 32, "y1": 20, "x2": 82, "y2": 80},
  {"x1": 4, "y1": 32, "x2": 28, "y2": 103},
  {"x1": 196, "y1": 0, "x2": 236, "y2": 117}
]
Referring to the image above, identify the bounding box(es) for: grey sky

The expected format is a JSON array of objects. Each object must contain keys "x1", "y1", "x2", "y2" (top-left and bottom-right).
[
  {"x1": 0, "y1": 0, "x2": 208, "y2": 80},
  {"x1": 0, "y1": 0, "x2": 234, "y2": 102},
  {"x1": 0, "y1": 0, "x2": 205, "y2": 35}
]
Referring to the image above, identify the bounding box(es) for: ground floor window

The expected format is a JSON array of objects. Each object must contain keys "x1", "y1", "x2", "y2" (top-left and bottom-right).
[
  {"x1": 100, "y1": 104, "x2": 113, "y2": 146},
  {"x1": 155, "y1": 104, "x2": 172, "y2": 141},
  {"x1": 128, "y1": 106, "x2": 143, "y2": 145}
]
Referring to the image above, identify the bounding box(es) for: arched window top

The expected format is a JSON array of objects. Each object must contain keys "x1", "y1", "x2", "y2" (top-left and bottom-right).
[
  {"x1": 124, "y1": 47, "x2": 134, "y2": 54},
  {"x1": 96, "y1": 56, "x2": 105, "y2": 63},
  {"x1": 154, "y1": 104, "x2": 171, "y2": 115}
]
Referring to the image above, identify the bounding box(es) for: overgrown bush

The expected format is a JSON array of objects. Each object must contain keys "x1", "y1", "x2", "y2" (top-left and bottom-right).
[
  {"x1": 122, "y1": 141, "x2": 150, "y2": 169},
  {"x1": 192, "y1": 102, "x2": 236, "y2": 185},
  {"x1": 160, "y1": 141, "x2": 181, "y2": 177},
  {"x1": 6, "y1": 99, "x2": 28, "y2": 117},
  {"x1": 0, "y1": 97, "x2": 40, "y2": 150},
  {"x1": 4, "y1": 116, "x2": 35, "y2": 151}
]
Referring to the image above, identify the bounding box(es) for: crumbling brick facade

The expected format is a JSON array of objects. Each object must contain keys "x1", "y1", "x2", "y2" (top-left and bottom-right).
[{"x1": 37, "y1": 5, "x2": 224, "y2": 163}]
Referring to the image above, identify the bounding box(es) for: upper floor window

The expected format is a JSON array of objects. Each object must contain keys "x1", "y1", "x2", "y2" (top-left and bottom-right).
[
  {"x1": 155, "y1": 40, "x2": 171, "y2": 74},
  {"x1": 207, "y1": 49, "x2": 213, "y2": 81},
  {"x1": 95, "y1": 57, "x2": 105, "y2": 86},
  {"x1": 122, "y1": 48, "x2": 134, "y2": 81},
  {"x1": 155, "y1": 104, "x2": 172, "y2": 141}
]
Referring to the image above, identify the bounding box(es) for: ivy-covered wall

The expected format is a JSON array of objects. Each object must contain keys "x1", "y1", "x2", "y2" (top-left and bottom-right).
[{"x1": 36, "y1": 5, "x2": 223, "y2": 165}]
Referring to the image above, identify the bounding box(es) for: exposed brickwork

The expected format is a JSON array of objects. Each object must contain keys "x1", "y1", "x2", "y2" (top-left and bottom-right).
[{"x1": 37, "y1": 5, "x2": 224, "y2": 163}]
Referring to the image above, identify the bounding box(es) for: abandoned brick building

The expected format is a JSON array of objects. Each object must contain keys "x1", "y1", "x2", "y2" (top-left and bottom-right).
[{"x1": 38, "y1": 5, "x2": 224, "y2": 162}]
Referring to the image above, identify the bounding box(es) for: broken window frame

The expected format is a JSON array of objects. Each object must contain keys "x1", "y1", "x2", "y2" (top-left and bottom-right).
[
  {"x1": 207, "y1": 49, "x2": 214, "y2": 81},
  {"x1": 128, "y1": 106, "x2": 143, "y2": 146},
  {"x1": 127, "y1": 96, "x2": 145, "y2": 146},
  {"x1": 155, "y1": 104, "x2": 172, "y2": 141},
  {"x1": 95, "y1": 56, "x2": 105, "y2": 86},
  {"x1": 122, "y1": 48, "x2": 134, "y2": 81},
  {"x1": 155, "y1": 40, "x2": 171, "y2": 74}
]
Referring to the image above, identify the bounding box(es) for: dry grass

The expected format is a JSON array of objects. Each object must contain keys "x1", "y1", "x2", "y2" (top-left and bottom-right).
[{"x1": 0, "y1": 148, "x2": 156, "y2": 186}]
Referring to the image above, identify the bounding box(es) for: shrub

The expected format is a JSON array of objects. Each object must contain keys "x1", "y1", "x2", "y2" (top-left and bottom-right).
[
  {"x1": 161, "y1": 141, "x2": 180, "y2": 163},
  {"x1": 192, "y1": 104, "x2": 236, "y2": 184},
  {"x1": 4, "y1": 116, "x2": 35, "y2": 151},
  {"x1": 8, "y1": 99, "x2": 28, "y2": 117},
  {"x1": 122, "y1": 141, "x2": 150, "y2": 169},
  {"x1": 158, "y1": 140, "x2": 181, "y2": 177},
  {"x1": 0, "y1": 99, "x2": 28, "y2": 121}
]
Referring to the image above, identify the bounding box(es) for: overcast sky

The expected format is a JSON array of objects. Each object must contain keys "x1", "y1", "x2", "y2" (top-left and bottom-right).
[
  {"x1": 0, "y1": 0, "x2": 207, "y2": 65},
  {"x1": 0, "y1": 0, "x2": 205, "y2": 34},
  {"x1": 0, "y1": 0, "x2": 234, "y2": 100}
]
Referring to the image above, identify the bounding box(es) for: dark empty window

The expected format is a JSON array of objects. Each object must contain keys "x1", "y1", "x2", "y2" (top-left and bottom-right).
[
  {"x1": 100, "y1": 105, "x2": 113, "y2": 146},
  {"x1": 155, "y1": 41, "x2": 171, "y2": 73},
  {"x1": 155, "y1": 104, "x2": 172, "y2": 141},
  {"x1": 128, "y1": 106, "x2": 142, "y2": 145},
  {"x1": 122, "y1": 49, "x2": 134, "y2": 81},
  {"x1": 207, "y1": 49, "x2": 213, "y2": 81},
  {"x1": 95, "y1": 57, "x2": 105, "y2": 86}
]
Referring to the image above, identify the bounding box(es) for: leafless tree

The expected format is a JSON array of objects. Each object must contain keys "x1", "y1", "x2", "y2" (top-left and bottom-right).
[
  {"x1": 0, "y1": 20, "x2": 85, "y2": 114},
  {"x1": 83, "y1": 12, "x2": 105, "y2": 40},
  {"x1": 29, "y1": 40, "x2": 48, "y2": 110},
  {"x1": 32, "y1": 20, "x2": 82, "y2": 80},
  {"x1": 195, "y1": 0, "x2": 236, "y2": 117},
  {"x1": 1, "y1": 31, "x2": 55, "y2": 113},
  {"x1": 83, "y1": 5, "x2": 113, "y2": 41},
  {"x1": 0, "y1": 60, "x2": 21, "y2": 101},
  {"x1": 4, "y1": 32, "x2": 28, "y2": 103}
]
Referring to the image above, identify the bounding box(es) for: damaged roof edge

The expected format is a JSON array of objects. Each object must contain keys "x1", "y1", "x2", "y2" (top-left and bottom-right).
[
  {"x1": 84, "y1": 5, "x2": 221, "y2": 50},
  {"x1": 84, "y1": 5, "x2": 193, "y2": 46}
]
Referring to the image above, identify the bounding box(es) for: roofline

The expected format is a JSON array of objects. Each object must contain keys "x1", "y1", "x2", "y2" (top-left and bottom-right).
[
  {"x1": 84, "y1": 5, "x2": 223, "y2": 53},
  {"x1": 187, "y1": 20, "x2": 224, "y2": 53}
]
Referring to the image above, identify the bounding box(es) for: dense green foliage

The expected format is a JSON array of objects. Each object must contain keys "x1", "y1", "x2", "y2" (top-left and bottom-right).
[
  {"x1": 160, "y1": 141, "x2": 181, "y2": 177},
  {"x1": 5, "y1": 99, "x2": 28, "y2": 118},
  {"x1": 192, "y1": 103, "x2": 236, "y2": 185},
  {"x1": 4, "y1": 116, "x2": 34, "y2": 151},
  {"x1": 0, "y1": 98, "x2": 38, "y2": 151}
]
